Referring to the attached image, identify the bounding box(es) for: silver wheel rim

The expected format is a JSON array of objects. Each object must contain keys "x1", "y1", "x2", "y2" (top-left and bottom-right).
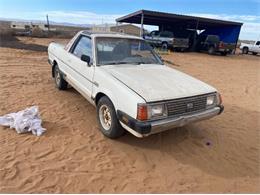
[
  {"x1": 99, "y1": 105, "x2": 112, "y2": 131},
  {"x1": 55, "y1": 68, "x2": 61, "y2": 86}
]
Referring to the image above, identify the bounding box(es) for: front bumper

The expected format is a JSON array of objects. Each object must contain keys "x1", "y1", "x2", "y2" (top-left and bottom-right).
[
  {"x1": 117, "y1": 105, "x2": 224, "y2": 138},
  {"x1": 48, "y1": 59, "x2": 52, "y2": 65}
]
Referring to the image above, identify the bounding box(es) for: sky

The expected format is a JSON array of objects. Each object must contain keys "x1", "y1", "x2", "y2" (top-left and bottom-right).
[{"x1": 0, "y1": 0, "x2": 259, "y2": 40}]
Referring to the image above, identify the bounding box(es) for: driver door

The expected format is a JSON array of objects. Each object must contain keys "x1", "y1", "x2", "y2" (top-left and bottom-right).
[{"x1": 67, "y1": 35, "x2": 95, "y2": 100}]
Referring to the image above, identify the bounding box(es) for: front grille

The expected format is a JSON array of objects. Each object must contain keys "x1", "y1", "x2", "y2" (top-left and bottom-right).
[{"x1": 166, "y1": 94, "x2": 210, "y2": 117}]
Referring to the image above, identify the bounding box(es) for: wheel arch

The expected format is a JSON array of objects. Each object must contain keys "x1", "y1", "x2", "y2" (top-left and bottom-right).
[
  {"x1": 52, "y1": 60, "x2": 58, "y2": 78},
  {"x1": 95, "y1": 92, "x2": 106, "y2": 105},
  {"x1": 95, "y1": 92, "x2": 114, "y2": 107},
  {"x1": 161, "y1": 41, "x2": 168, "y2": 46},
  {"x1": 242, "y1": 46, "x2": 249, "y2": 54}
]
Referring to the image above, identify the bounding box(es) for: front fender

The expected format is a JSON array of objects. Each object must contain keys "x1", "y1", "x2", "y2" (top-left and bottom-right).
[{"x1": 92, "y1": 67, "x2": 145, "y2": 119}]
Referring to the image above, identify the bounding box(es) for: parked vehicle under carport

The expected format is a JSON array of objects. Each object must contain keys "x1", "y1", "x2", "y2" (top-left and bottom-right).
[
  {"x1": 195, "y1": 34, "x2": 235, "y2": 55},
  {"x1": 144, "y1": 30, "x2": 189, "y2": 51},
  {"x1": 116, "y1": 10, "x2": 243, "y2": 55}
]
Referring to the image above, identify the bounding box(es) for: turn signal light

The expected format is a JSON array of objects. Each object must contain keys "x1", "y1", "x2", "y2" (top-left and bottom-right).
[
  {"x1": 137, "y1": 104, "x2": 148, "y2": 121},
  {"x1": 219, "y1": 41, "x2": 224, "y2": 48}
]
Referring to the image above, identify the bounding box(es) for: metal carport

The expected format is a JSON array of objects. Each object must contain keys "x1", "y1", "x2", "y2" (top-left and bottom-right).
[{"x1": 116, "y1": 10, "x2": 243, "y2": 51}]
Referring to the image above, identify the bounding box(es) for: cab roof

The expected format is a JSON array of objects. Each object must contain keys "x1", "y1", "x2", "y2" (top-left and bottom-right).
[{"x1": 81, "y1": 30, "x2": 143, "y2": 40}]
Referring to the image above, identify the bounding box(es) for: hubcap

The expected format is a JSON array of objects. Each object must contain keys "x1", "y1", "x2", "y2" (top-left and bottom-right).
[
  {"x1": 55, "y1": 68, "x2": 61, "y2": 85},
  {"x1": 99, "y1": 105, "x2": 112, "y2": 131}
]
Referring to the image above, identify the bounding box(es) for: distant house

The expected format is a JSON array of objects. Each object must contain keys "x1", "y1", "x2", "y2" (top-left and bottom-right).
[
  {"x1": 91, "y1": 23, "x2": 147, "y2": 36},
  {"x1": 10, "y1": 21, "x2": 56, "y2": 31},
  {"x1": 91, "y1": 23, "x2": 112, "y2": 32}
]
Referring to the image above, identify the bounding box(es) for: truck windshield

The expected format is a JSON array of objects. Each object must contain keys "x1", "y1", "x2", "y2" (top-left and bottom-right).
[{"x1": 96, "y1": 37, "x2": 163, "y2": 65}]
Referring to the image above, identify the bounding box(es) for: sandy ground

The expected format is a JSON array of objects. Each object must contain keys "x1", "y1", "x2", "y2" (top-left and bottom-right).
[{"x1": 0, "y1": 36, "x2": 259, "y2": 193}]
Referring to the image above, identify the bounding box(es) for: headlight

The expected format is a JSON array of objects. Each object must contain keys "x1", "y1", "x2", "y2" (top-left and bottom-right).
[
  {"x1": 137, "y1": 103, "x2": 167, "y2": 121},
  {"x1": 206, "y1": 93, "x2": 222, "y2": 107},
  {"x1": 206, "y1": 95, "x2": 215, "y2": 106},
  {"x1": 148, "y1": 104, "x2": 167, "y2": 118}
]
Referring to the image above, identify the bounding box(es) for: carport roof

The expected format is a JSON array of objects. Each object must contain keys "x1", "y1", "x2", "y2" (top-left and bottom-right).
[{"x1": 116, "y1": 10, "x2": 243, "y2": 28}]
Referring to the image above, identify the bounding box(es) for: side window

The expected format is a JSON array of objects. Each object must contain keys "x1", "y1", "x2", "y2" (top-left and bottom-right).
[
  {"x1": 255, "y1": 41, "x2": 260, "y2": 46},
  {"x1": 72, "y1": 36, "x2": 92, "y2": 61},
  {"x1": 206, "y1": 35, "x2": 219, "y2": 43},
  {"x1": 160, "y1": 31, "x2": 173, "y2": 38},
  {"x1": 150, "y1": 31, "x2": 159, "y2": 36}
]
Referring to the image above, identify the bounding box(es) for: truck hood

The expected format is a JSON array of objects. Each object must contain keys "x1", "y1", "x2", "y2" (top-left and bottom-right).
[{"x1": 102, "y1": 64, "x2": 217, "y2": 102}]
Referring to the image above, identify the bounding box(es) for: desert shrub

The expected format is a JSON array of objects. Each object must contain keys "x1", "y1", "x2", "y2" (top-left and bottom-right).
[{"x1": 31, "y1": 27, "x2": 47, "y2": 38}]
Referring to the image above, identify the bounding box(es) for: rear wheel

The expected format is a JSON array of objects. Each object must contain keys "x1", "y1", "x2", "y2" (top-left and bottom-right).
[
  {"x1": 54, "y1": 65, "x2": 68, "y2": 90},
  {"x1": 174, "y1": 48, "x2": 180, "y2": 52},
  {"x1": 208, "y1": 46, "x2": 215, "y2": 55},
  {"x1": 221, "y1": 51, "x2": 227, "y2": 56},
  {"x1": 161, "y1": 42, "x2": 168, "y2": 50},
  {"x1": 97, "y1": 96, "x2": 125, "y2": 139},
  {"x1": 242, "y1": 47, "x2": 248, "y2": 54},
  {"x1": 252, "y1": 52, "x2": 257, "y2": 55}
]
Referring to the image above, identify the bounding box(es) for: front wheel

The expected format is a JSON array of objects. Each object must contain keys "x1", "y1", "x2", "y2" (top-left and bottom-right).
[
  {"x1": 242, "y1": 47, "x2": 248, "y2": 54},
  {"x1": 208, "y1": 46, "x2": 215, "y2": 55},
  {"x1": 97, "y1": 96, "x2": 125, "y2": 139}
]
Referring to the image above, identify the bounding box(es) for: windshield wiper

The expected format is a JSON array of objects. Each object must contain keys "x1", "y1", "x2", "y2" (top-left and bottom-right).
[
  {"x1": 102, "y1": 61, "x2": 142, "y2": 65},
  {"x1": 102, "y1": 62, "x2": 128, "y2": 65}
]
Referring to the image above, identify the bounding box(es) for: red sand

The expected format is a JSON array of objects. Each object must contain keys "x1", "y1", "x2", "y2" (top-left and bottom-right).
[{"x1": 0, "y1": 37, "x2": 259, "y2": 193}]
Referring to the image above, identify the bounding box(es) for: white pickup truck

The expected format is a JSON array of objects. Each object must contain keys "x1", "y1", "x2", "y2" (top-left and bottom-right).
[
  {"x1": 48, "y1": 31, "x2": 224, "y2": 138},
  {"x1": 240, "y1": 41, "x2": 260, "y2": 55}
]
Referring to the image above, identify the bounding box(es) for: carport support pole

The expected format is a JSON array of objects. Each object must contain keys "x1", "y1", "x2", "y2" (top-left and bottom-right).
[
  {"x1": 116, "y1": 22, "x2": 119, "y2": 32},
  {"x1": 234, "y1": 30, "x2": 240, "y2": 54},
  {"x1": 140, "y1": 13, "x2": 144, "y2": 37},
  {"x1": 192, "y1": 19, "x2": 199, "y2": 51}
]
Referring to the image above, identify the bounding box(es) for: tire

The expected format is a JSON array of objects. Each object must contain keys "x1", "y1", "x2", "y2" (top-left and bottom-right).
[
  {"x1": 174, "y1": 48, "x2": 180, "y2": 52},
  {"x1": 54, "y1": 65, "x2": 68, "y2": 90},
  {"x1": 221, "y1": 51, "x2": 227, "y2": 56},
  {"x1": 161, "y1": 42, "x2": 168, "y2": 50},
  {"x1": 97, "y1": 96, "x2": 125, "y2": 139},
  {"x1": 252, "y1": 52, "x2": 257, "y2": 55},
  {"x1": 242, "y1": 47, "x2": 248, "y2": 54},
  {"x1": 208, "y1": 46, "x2": 215, "y2": 55}
]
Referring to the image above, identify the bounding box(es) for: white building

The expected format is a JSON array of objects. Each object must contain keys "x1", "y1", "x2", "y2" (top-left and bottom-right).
[
  {"x1": 10, "y1": 21, "x2": 56, "y2": 31},
  {"x1": 91, "y1": 23, "x2": 147, "y2": 36}
]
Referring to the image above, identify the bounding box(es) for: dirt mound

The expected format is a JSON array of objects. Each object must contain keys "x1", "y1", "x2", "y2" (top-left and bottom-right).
[{"x1": 0, "y1": 29, "x2": 16, "y2": 42}]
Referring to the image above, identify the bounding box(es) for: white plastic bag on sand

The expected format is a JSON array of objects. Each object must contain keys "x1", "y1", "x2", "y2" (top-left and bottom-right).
[{"x1": 0, "y1": 106, "x2": 46, "y2": 136}]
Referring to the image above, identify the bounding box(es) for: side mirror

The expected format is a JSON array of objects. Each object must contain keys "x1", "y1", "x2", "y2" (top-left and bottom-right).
[{"x1": 81, "y1": 54, "x2": 91, "y2": 66}]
